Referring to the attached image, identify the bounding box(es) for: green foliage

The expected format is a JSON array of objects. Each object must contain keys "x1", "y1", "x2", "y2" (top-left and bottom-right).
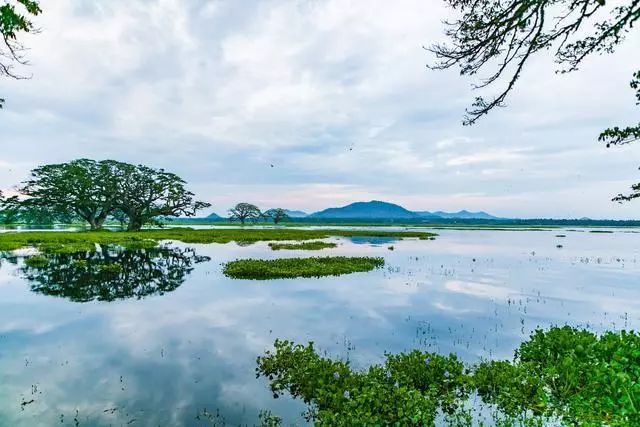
[
  {"x1": 222, "y1": 256, "x2": 384, "y2": 279},
  {"x1": 228, "y1": 203, "x2": 263, "y2": 225},
  {"x1": 263, "y1": 208, "x2": 290, "y2": 225},
  {"x1": 268, "y1": 241, "x2": 337, "y2": 251},
  {"x1": 257, "y1": 327, "x2": 640, "y2": 426},
  {"x1": 0, "y1": 228, "x2": 435, "y2": 253},
  {"x1": 0, "y1": 0, "x2": 41, "y2": 108},
  {"x1": 113, "y1": 162, "x2": 210, "y2": 231},
  {"x1": 23, "y1": 254, "x2": 48, "y2": 267},
  {"x1": 11, "y1": 159, "x2": 209, "y2": 230},
  {"x1": 257, "y1": 340, "x2": 447, "y2": 426}
]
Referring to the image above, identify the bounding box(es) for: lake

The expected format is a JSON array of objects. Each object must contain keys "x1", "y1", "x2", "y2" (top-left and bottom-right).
[{"x1": 0, "y1": 228, "x2": 638, "y2": 426}]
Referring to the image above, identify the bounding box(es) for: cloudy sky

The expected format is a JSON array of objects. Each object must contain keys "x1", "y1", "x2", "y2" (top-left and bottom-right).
[{"x1": 1, "y1": 0, "x2": 639, "y2": 218}]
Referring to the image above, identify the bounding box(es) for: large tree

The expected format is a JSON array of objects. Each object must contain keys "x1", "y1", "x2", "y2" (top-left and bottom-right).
[
  {"x1": 1, "y1": 0, "x2": 41, "y2": 108},
  {"x1": 18, "y1": 159, "x2": 122, "y2": 230},
  {"x1": 115, "y1": 163, "x2": 210, "y2": 231},
  {"x1": 228, "y1": 203, "x2": 262, "y2": 225},
  {"x1": 429, "y1": 0, "x2": 639, "y2": 199},
  {"x1": 264, "y1": 208, "x2": 290, "y2": 225}
]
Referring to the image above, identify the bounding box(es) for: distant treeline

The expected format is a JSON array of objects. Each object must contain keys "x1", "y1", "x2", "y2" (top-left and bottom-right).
[{"x1": 166, "y1": 216, "x2": 640, "y2": 227}]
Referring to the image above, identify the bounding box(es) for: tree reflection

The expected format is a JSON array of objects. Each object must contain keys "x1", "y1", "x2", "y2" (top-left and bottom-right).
[{"x1": 20, "y1": 245, "x2": 210, "y2": 302}]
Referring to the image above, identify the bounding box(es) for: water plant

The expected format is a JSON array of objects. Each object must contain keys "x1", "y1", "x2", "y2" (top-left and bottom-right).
[
  {"x1": 0, "y1": 229, "x2": 436, "y2": 254},
  {"x1": 256, "y1": 326, "x2": 640, "y2": 426},
  {"x1": 268, "y1": 241, "x2": 337, "y2": 251},
  {"x1": 222, "y1": 256, "x2": 384, "y2": 280},
  {"x1": 23, "y1": 255, "x2": 49, "y2": 267}
]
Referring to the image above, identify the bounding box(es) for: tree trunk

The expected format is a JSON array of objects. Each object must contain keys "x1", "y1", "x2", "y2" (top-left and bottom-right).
[
  {"x1": 127, "y1": 217, "x2": 143, "y2": 232},
  {"x1": 88, "y1": 217, "x2": 98, "y2": 231}
]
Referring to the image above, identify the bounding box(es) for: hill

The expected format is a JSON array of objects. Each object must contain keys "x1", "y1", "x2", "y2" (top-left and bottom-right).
[
  {"x1": 417, "y1": 210, "x2": 500, "y2": 220},
  {"x1": 309, "y1": 201, "x2": 420, "y2": 219},
  {"x1": 283, "y1": 209, "x2": 308, "y2": 218}
]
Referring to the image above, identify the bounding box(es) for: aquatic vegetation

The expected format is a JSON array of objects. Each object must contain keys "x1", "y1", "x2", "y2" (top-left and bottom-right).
[
  {"x1": 23, "y1": 255, "x2": 49, "y2": 267},
  {"x1": 256, "y1": 327, "x2": 640, "y2": 426},
  {"x1": 223, "y1": 256, "x2": 384, "y2": 279},
  {"x1": 268, "y1": 241, "x2": 337, "y2": 251},
  {"x1": 0, "y1": 228, "x2": 436, "y2": 254}
]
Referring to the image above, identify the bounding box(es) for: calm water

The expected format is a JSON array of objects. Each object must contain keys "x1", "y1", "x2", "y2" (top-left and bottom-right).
[{"x1": 0, "y1": 229, "x2": 639, "y2": 426}]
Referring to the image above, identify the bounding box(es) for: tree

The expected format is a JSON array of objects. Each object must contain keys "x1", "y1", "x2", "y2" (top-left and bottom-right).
[
  {"x1": 18, "y1": 159, "x2": 123, "y2": 230},
  {"x1": 429, "y1": 0, "x2": 639, "y2": 199},
  {"x1": 1, "y1": 0, "x2": 42, "y2": 109},
  {"x1": 110, "y1": 209, "x2": 129, "y2": 229},
  {"x1": 0, "y1": 192, "x2": 21, "y2": 224},
  {"x1": 114, "y1": 163, "x2": 210, "y2": 231},
  {"x1": 264, "y1": 208, "x2": 290, "y2": 225},
  {"x1": 228, "y1": 203, "x2": 262, "y2": 225}
]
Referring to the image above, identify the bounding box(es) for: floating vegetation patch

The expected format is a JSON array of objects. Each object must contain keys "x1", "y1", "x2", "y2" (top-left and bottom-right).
[
  {"x1": 268, "y1": 241, "x2": 337, "y2": 251},
  {"x1": 257, "y1": 326, "x2": 640, "y2": 426},
  {"x1": 589, "y1": 230, "x2": 614, "y2": 233},
  {"x1": 222, "y1": 256, "x2": 384, "y2": 280},
  {"x1": 23, "y1": 255, "x2": 49, "y2": 267},
  {"x1": 0, "y1": 229, "x2": 436, "y2": 254}
]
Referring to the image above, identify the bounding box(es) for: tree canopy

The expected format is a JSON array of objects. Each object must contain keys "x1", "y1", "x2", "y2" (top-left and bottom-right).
[
  {"x1": 229, "y1": 203, "x2": 263, "y2": 225},
  {"x1": 0, "y1": 0, "x2": 41, "y2": 108},
  {"x1": 430, "y1": 0, "x2": 639, "y2": 200},
  {"x1": 114, "y1": 163, "x2": 210, "y2": 231},
  {"x1": 9, "y1": 159, "x2": 210, "y2": 230},
  {"x1": 264, "y1": 208, "x2": 290, "y2": 225}
]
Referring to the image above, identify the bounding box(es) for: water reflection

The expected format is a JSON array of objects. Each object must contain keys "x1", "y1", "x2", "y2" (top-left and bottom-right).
[
  {"x1": 0, "y1": 230, "x2": 639, "y2": 425},
  {"x1": 348, "y1": 236, "x2": 399, "y2": 245},
  {"x1": 16, "y1": 246, "x2": 210, "y2": 302}
]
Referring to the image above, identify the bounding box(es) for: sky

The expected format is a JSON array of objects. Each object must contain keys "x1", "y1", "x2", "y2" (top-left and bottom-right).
[{"x1": 1, "y1": 0, "x2": 639, "y2": 219}]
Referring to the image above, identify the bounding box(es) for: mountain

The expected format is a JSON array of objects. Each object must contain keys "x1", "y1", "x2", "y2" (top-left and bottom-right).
[
  {"x1": 283, "y1": 209, "x2": 308, "y2": 218},
  {"x1": 418, "y1": 210, "x2": 501, "y2": 220},
  {"x1": 309, "y1": 201, "x2": 420, "y2": 219},
  {"x1": 205, "y1": 212, "x2": 222, "y2": 219}
]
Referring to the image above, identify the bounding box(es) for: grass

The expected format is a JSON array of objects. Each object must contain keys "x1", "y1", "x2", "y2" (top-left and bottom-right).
[
  {"x1": 268, "y1": 241, "x2": 337, "y2": 251},
  {"x1": 257, "y1": 326, "x2": 640, "y2": 426},
  {"x1": 222, "y1": 256, "x2": 385, "y2": 279},
  {"x1": 0, "y1": 228, "x2": 435, "y2": 254}
]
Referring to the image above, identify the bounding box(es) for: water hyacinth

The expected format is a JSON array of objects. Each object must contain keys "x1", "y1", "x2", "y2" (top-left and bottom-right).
[
  {"x1": 424, "y1": 357, "x2": 430, "y2": 365},
  {"x1": 343, "y1": 390, "x2": 350, "y2": 399},
  {"x1": 333, "y1": 372, "x2": 340, "y2": 380}
]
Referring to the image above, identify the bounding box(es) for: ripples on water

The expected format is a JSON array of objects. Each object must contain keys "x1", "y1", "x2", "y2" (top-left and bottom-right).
[{"x1": 0, "y1": 229, "x2": 638, "y2": 425}]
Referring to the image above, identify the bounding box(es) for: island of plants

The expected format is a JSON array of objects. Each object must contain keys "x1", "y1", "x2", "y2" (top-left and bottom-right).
[
  {"x1": 268, "y1": 241, "x2": 338, "y2": 251},
  {"x1": 256, "y1": 326, "x2": 640, "y2": 426},
  {"x1": 222, "y1": 256, "x2": 385, "y2": 279},
  {"x1": 0, "y1": 228, "x2": 435, "y2": 255}
]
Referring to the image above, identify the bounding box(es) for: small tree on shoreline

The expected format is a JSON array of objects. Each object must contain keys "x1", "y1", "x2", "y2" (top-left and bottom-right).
[
  {"x1": 264, "y1": 208, "x2": 290, "y2": 225},
  {"x1": 228, "y1": 203, "x2": 262, "y2": 225}
]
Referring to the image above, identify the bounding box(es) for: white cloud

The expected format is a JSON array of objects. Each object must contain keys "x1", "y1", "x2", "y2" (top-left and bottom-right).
[{"x1": 1, "y1": 0, "x2": 639, "y2": 218}]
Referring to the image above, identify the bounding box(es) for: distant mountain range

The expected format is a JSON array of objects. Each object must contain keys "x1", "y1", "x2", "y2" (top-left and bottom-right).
[
  {"x1": 308, "y1": 201, "x2": 501, "y2": 220},
  {"x1": 200, "y1": 201, "x2": 501, "y2": 221},
  {"x1": 283, "y1": 209, "x2": 309, "y2": 218}
]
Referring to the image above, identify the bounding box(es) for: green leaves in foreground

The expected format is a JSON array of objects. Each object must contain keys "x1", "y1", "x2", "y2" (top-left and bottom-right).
[
  {"x1": 223, "y1": 256, "x2": 384, "y2": 279},
  {"x1": 257, "y1": 327, "x2": 640, "y2": 426}
]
